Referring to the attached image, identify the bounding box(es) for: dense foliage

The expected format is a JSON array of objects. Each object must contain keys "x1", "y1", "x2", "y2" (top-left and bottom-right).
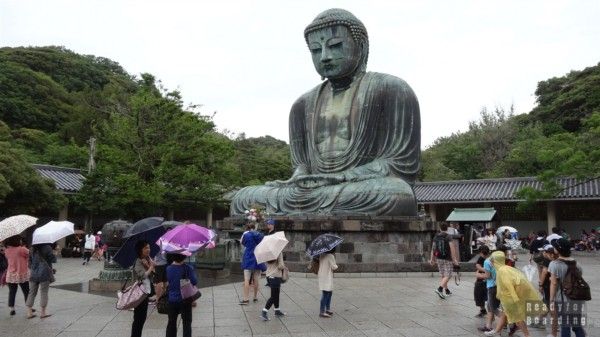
[
  {"x1": 421, "y1": 62, "x2": 600, "y2": 203},
  {"x1": 0, "y1": 46, "x2": 291, "y2": 218}
]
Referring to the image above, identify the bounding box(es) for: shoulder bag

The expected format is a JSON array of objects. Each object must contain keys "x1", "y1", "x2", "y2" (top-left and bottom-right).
[
  {"x1": 281, "y1": 266, "x2": 289, "y2": 283},
  {"x1": 180, "y1": 264, "x2": 201, "y2": 304},
  {"x1": 116, "y1": 264, "x2": 148, "y2": 310}
]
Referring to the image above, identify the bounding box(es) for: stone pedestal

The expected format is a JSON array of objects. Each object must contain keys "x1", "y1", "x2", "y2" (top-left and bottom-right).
[{"x1": 218, "y1": 216, "x2": 452, "y2": 273}]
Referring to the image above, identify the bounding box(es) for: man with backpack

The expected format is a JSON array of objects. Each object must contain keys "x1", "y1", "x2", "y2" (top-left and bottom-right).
[
  {"x1": 549, "y1": 238, "x2": 589, "y2": 337},
  {"x1": 429, "y1": 223, "x2": 454, "y2": 299}
]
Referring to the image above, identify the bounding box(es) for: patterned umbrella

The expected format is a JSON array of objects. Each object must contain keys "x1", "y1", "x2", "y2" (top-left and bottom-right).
[
  {"x1": 0, "y1": 215, "x2": 38, "y2": 241},
  {"x1": 306, "y1": 233, "x2": 343, "y2": 257}
]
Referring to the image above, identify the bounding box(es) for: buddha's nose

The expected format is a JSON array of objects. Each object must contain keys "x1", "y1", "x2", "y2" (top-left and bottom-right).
[{"x1": 320, "y1": 49, "x2": 332, "y2": 63}]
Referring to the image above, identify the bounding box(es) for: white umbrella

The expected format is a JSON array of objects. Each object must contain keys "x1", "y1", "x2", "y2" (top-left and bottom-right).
[
  {"x1": 254, "y1": 231, "x2": 289, "y2": 264},
  {"x1": 496, "y1": 226, "x2": 518, "y2": 234},
  {"x1": 0, "y1": 215, "x2": 38, "y2": 241},
  {"x1": 32, "y1": 220, "x2": 75, "y2": 245}
]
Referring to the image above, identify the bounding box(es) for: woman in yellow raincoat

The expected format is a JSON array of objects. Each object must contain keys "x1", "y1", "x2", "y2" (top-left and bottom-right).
[{"x1": 491, "y1": 251, "x2": 544, "y2": 337}]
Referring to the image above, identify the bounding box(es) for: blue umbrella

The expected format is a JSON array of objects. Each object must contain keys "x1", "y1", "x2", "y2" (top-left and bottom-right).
[
  {"x1": 123, "y1": 217, "x2": 164, "y2": 238},
  {"x1": 113, "y1": 226, "x2": 165, "y2": 268}
]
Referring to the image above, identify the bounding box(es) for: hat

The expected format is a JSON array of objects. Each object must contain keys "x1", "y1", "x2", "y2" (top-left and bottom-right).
[
  {"x1": 538, "y1": 244, "x2": 554, "y2": 252},
  {"x1": 266, "y1": 219, "x2": 275, "y2": 225},
  {"x1": 551, "y1": 238, "x2": 571, "y2": 256},
  {"x1": 97, "y1": 231, "x2": 102, "y2": 235}
]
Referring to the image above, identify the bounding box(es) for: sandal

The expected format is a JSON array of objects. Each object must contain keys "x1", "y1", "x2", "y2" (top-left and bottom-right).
[
  {"x1": 27, "y1": 314, "x2": 37, "y2": 319},
  {"x1": 238, "y1": 300, "x2": 249, "y2": 305},
  {"x1": 40, "y1": 314, "x2": 52, "y2": 319}
]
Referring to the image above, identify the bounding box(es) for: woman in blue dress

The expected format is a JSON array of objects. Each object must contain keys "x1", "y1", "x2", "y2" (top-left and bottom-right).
[{"x1": 239, "y1": 223, "x2": 265, "y2": 304}]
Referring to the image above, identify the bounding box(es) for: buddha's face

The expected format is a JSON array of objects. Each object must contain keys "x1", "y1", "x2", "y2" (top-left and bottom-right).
[{"x1": 307, "y1": 25, "x2": 361, "y2": 80}]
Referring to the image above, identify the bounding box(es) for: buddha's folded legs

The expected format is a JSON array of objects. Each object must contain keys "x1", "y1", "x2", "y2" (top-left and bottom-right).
[{"x1": 230, "y1": 176, "x2": 416, "y2": 216}]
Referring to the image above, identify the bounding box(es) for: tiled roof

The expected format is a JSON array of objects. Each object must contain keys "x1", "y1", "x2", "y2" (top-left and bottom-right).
[
  {"x1": 414, "y1": 176, "x2": 600, "y2": 203},
  {"x1": 32, "y1": 164, "x2": 85, "y2": 194}
]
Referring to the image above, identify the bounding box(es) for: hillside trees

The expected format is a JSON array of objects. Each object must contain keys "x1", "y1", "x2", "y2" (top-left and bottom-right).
[{"x1": 75, "y1": 74, "x2": 239, "y2": 218}]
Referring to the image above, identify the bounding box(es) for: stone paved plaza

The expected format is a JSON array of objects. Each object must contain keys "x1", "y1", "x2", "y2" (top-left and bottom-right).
[{"x1": 1, "y1": 253, "x2": 598, "y2": 337}]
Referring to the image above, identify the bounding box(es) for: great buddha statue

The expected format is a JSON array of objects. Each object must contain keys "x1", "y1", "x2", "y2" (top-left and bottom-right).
[{"x1": 231, "y1": 8, "x2": 421, "y2": 216}]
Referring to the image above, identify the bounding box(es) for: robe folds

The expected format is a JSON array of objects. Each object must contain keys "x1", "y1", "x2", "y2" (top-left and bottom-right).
[{"x1": 230, "y1": 72, "x2": 421, "y2": 216}]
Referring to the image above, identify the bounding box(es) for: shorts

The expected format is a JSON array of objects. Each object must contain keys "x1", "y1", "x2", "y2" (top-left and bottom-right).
[
  {"x1": 243, "y1": 269, "x2": 261, "y2": 284},
  {"x1": 436, "y1": 259, "x2": 454, "y2": 277},
  {"x1": 486, "y1": 286, "x2": 501, "y2": 316},
  {"x1": 154, "y1": 265, "x2": 167, "y2": 283}
]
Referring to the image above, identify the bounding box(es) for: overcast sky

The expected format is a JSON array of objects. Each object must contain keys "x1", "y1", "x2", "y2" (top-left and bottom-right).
[{"x1": 2, "y1": 1, "x2": 599, "y2": 148}]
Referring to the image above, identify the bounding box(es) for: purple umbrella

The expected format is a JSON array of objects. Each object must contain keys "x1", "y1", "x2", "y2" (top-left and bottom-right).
[{"x1": 156, "y1": 224, "x2": 216, "y2": 255}]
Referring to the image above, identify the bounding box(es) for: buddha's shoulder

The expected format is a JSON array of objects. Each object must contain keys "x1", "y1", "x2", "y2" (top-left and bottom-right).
[{"x1": 365, "y1": 72, "x2": 414, "y2": 90}]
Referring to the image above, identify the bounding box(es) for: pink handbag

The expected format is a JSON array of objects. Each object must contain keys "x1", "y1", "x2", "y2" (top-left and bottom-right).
[
  {"x1": 180, "y1": 265, "x2": 201, "y2": 304},
  {"x1": 116, "y1": 281, "x2": 148, "y2": 310}
]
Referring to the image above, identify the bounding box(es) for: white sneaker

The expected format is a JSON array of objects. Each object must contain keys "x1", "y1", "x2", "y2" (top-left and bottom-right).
[{"x1": 483, "y1": 330, "x2": 499, "y2": 336}]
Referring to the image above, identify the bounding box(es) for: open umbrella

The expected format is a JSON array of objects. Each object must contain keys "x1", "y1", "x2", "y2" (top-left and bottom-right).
[
  {"x1": 0, "y1": 215, "x2": 38, "y2": 241},
  {"x1": 306, "y1": 233, "x2": 344, "y2": 257},
  {"x1": 157, "y1": 223, "x2": 216, "y2": 255},
  {"x1": 124, "y1": 217, "x2": 165, "y2": 238},
  {"x1": 113, "y1": 226, "x2": 165, "y2": 268},
  {"x1": 254, "y1": 231, "x2": 288, "y2": 264},
  {"x1": 496, "y1": 226, "x2": 518, "y2": 234},
  {"x1": 32, "y1": 220, "x2": 74, "y2": 244},
  {"x1": 161, "y1": 220, "x2": 185, "y2": 229}
]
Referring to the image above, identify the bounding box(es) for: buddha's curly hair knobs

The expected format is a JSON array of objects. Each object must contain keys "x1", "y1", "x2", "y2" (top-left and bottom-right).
[{"x1": 304, "y1": 8, "x2": 369, "y2": 72}]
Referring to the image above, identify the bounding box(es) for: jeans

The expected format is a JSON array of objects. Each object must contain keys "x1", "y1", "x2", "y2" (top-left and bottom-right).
[
  {"x1": 265, "y1": 277, "x2": 281, "y2": 310},
  {"x1": 560, "y1": 326, "x2": 586, "y2": 337},
  {"x1": 320, "y1": 291, "x2": 332, "y2": 313},
  {"x1": 166, "y1": 301, "x2": 192, "y2": 337},
  {"x1": 8, "y1": 282, "x2": 29, "y2": 307},
  {"x1": 131, "y1": 297, "x2": 148, "y2": 337}
]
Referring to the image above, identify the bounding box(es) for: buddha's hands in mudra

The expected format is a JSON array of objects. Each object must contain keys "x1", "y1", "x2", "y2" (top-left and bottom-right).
[{"x1": 266, "y1": 173, "x2": 346, "y2": 189}]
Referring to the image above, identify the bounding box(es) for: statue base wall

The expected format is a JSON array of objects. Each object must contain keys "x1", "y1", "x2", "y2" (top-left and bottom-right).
[{"x1": 217, "y1": 216, "x2": 471, "y2": 273}]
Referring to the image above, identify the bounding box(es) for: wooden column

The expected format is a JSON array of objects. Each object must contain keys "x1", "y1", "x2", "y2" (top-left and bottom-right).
[
  {"x1": 206, "y1": 207, "x2": 213, "y2": 228},
  {"x1": 427, "y1": 204, "x2": 437, "y2": 222},
  {"x1": 546, "y1": 201, "x2": 557, "y2": 234}
]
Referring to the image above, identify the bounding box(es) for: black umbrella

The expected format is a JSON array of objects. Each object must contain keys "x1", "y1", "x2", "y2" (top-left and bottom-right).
[
  {"x1": 306, "y1": 233, "x2": 343, "y2": 257},
  {"x1": 113, "y1": 226, "x2": 164, "y2": 268},
  {"x1": 123, "y1": 217, "x2": 164, "y2": 238},
  {"x1": 161, "y1": 220, "x2": 185, "y2": 229}
]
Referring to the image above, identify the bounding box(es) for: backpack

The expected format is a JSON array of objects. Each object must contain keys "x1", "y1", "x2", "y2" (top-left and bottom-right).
[
  {"x1": 433, "y1": 233, "x2": 451, "y2": 260},
  {"x1": 561, "y1": 260, "x2": 591, "y2": 301}
]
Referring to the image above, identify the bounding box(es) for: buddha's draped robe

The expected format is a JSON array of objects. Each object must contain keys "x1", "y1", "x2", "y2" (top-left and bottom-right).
[{"x1": 231, "y1": 72, "x2": 420, "y2": 216}]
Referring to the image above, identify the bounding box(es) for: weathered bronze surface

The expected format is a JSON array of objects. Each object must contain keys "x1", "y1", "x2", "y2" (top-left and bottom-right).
[{"x1": 231, "y1": 8, "x2": 421, "y2": 216}]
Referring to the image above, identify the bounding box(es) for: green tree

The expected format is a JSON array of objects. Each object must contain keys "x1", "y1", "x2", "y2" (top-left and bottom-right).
[{"x1": 0, "y1": 121, "x2": 66, "y2": 215}]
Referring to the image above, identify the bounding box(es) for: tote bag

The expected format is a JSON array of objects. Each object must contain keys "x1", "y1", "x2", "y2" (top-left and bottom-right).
[
  {"x1": 116, "y1": 281, "x2": 148, "y2": 310},
  {"x1": 180, "y1": 264, "x2": 201, "y2": 304}
]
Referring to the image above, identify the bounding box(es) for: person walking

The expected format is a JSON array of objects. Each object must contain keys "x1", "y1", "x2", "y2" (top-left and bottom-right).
[
  {"x1": 318, "y1": 249, "x2": 338, "y2": 318},
  {"x1": 3, "y1": 236, "x2": 30, "y2": 316},
  {"x1": 484, "y1": 251, "x2": 541, "y2": 337},
  {"x1": 260, "y1": 251, "x2": 286, "y2": 321},
  {"x1": 26, "y1": 243, "x2": 56, "y2": 319},
  {"x1": 474, "y1": 245, "x2": 490, "y2": 317},
  {"x1": 131, "y1": 240, "x2": 155, "y2": 337},
  {"x1": 165, "y1": 253, "x2": 196, "y2": 337},
  {"x1": 549, "y1": 238, "x2": 587, "y2": 337},
  {"x1": 429, "y1": 223, "x2": 454, "y2": 298},
  {"x1": 82, "y1": 232, "x2": 96, "y2": 265},
  {"x1": 239, "y1": 223, "x2": 264, "y2": 305}
]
